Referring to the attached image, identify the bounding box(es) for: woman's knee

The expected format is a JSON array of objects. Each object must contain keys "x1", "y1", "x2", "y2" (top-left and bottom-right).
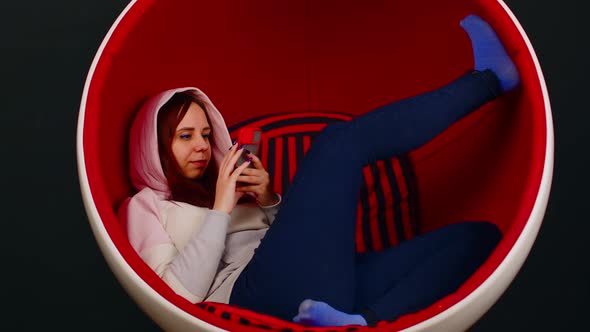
[
  {"x1": 316, "y1": 122, "x2": 349, "y2": 142},
  {"x1": 451, "y1": 221, "x2": 502, "y2": 252},
  {"x1": 309, "y1": 122, "x2": 355, "y2": 155}
]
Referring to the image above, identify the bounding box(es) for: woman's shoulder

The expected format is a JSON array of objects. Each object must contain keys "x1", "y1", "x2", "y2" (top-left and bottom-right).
[
  {"x1": 118, "y1": 188, "x2": 177, "y2": 253},
  {"x1": 119, "y1": 188, "x2": 209, "y2": 225},
  {"x1": 122, "y1": 188, "x2": 211, "y2": 212}
]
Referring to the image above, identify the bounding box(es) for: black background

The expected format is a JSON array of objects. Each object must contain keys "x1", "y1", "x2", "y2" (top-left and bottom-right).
[{"x1": 2, "y1": 0, "x2": 588, "y2": 331}]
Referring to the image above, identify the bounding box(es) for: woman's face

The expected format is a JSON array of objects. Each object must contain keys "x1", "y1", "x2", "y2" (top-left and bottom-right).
[{"x1": 171, "y1": 102, "x2": 212, "y2": 180}]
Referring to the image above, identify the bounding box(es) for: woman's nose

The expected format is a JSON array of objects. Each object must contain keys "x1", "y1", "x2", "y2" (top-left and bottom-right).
[{"x1": 193, "y1": 137, "x2": 209, "y2": 151}]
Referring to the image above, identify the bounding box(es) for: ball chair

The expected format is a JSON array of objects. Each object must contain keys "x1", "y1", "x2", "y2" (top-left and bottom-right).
[{"x1": 77, "y1": 0, "x2": 553, "y2": 330}]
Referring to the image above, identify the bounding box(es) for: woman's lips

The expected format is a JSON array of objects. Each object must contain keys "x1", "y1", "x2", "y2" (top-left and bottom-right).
[{"x1": 190, "y1": 160, "x2": 207, "y2": 167}]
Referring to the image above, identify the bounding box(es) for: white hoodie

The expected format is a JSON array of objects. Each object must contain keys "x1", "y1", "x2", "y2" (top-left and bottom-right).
[{"x1": 117, "y1": 87, "x2": 281, "y2": 303}]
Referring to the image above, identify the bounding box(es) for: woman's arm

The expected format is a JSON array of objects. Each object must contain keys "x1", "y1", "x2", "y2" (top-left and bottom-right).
[
  {"x1": 138, "y1": 210, "x2": 229, "y2": 303},
  {"x1": 120, "y1": 190, "x2": 230, "y2": 303},
  {"x1": 165, "y1": 209, "x2": 230, "y2": 302}
]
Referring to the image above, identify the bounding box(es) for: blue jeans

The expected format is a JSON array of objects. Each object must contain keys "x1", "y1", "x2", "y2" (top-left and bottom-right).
[{"x1": 229, "y1": 70, "x2": 503, "y2": 324}]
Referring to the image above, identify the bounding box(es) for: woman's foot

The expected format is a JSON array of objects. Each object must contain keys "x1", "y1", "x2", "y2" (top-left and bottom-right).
[
  {"x1": 460, "y1": 14, "x2": 520, "y2": 92},
  {"x1": 292, "y1": 299, "x2": 368, "y2": 327}
]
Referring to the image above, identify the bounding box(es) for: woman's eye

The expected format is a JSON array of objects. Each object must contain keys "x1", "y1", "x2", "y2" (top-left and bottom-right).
[
  {"x1": 180, "y1": 134, "x2": 191, "y2": 140},
  {"x1": 202, "y1": 134, "x2": 211, "y2": 139}
]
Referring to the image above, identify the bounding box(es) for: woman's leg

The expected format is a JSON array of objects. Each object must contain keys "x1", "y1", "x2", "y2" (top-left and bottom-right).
[
  {"x1": 230, "y1": 13, "x2": 518, "y2": 324},
  {"x1": 229, "y1": 70, "x2": 503, "y2": 321},
  {"x1": 292, "y1": 221, "x2": 502, "y2": 326},
  {"x1": 352, "y1": 221, "x2": 502, "y2": 325},
  {"x1": 288, "y1": 14, "x2": 520, "y2": 326}
]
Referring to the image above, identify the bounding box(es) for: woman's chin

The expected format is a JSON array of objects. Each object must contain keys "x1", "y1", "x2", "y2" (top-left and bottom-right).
[{"x1": 183, "y1": 171, "x2": 205, "y2": 181}]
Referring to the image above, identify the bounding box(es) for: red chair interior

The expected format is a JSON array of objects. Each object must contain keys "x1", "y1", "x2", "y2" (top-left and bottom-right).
[{"x1": 82, "y1": 0, "x2": 546, "y2": 330}]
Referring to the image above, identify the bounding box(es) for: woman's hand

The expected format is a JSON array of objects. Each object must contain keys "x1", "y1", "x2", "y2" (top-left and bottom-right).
[
  {"x1": 236, "y1": 151, "x2": 279, "y2": 206},
  {"x1": 212, "y1": 144, "x2": 252, "y2": 214}
]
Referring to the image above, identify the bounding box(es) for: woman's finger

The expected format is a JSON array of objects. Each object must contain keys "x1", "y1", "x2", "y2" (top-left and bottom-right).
[
  {"x1": 235, "y1": 184, "x2": 263, "y2": 193},
  {"x1": 220, "y1": 143, "x2": 240, "y2": 178},
  {"x1": 239, "y1": 167, "x2": 265, "y2": 176},
  {"x1": 236, "y1": 175, "x2": 262, "y2": 185},
  {"x1": 218, "y1": 143, "x2": 234, "y2": 174},
  {"x1": 228, "y1": 146, "x2": 246, "y2": 170},
  {"x1": 246, "y1": 152, "x2": 265, "y2": 170},
  {"x1": 230, "y1": 158, "x2": 251, "y2": 181}
]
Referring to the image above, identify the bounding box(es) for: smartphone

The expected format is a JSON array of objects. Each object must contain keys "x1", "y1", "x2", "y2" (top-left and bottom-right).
[{"x1": 236, "y1": 127, "x2": 262, "y2": 167}]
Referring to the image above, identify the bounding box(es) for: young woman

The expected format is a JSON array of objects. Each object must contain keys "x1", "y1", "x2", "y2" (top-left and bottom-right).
[{"x1": 118, "y1": 15, "x2": 518, "y2": 327}]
